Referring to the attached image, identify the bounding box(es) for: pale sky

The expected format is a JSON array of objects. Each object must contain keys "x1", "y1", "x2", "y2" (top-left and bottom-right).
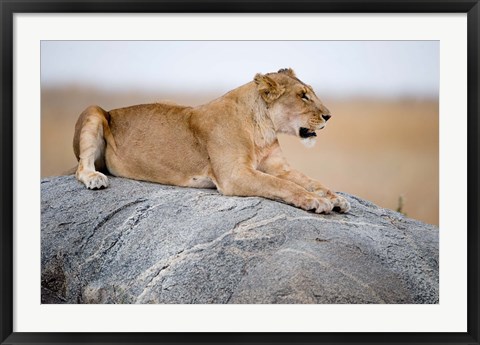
[{"x1": 41, "y1": 41, "x2": 439, "y2": 98}]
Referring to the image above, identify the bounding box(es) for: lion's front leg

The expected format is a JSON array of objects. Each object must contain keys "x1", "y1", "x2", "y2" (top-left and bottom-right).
[
  {"x1": 287, "y1": 171, "x2": 351, "y2": 213},
  {"x1": 258, "y1": 144, "x2": 350, "y2": 213},
  {"x1": 216, "y1": 167, "x2": 334, "y2": 214},
  {"x1": 208, "y1": 151, "x2": 333, "y2": 213}
]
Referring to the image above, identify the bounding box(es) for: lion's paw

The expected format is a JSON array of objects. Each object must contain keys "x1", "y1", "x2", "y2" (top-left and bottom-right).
[
  {"x1": 330, "y1": 194, "x2": 351, "y2": 213},
  {"x1": 313, "y1": 190, "x2": 350, "y2": 213},
  {"x1": 82, "y1": 171, "x2": 109, "y2": 190},
  {"x1": 314, "y1": 197, "x2": 334, "y2": 214},
  {"x1": 295, "y1": 194, "x2": 333, "y2": 214}
]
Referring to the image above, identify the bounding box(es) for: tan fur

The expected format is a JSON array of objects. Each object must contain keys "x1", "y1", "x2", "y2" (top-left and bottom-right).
[{"x1": 73, "y1": 68, "x2": 350, "y2": 213}]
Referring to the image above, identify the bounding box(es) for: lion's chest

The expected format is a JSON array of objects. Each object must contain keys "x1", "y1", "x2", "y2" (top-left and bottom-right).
[{"x1": 254, "y1": 144, "x2": 277, "y2": 168}]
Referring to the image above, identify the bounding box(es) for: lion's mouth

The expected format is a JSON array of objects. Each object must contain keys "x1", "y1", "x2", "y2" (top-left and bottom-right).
[{"x1": 299, "y1": 127, "x2": 317, "y2": 138}]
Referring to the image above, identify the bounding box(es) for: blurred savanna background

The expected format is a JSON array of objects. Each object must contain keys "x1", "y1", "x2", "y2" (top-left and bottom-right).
[{"x1": 41, "y1": 41, "x2": 439, "y2": 225}]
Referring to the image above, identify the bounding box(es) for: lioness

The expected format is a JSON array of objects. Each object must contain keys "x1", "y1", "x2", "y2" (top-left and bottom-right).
[{"x1": 73, "y1": 68, "x2": 350, "y2": 214}]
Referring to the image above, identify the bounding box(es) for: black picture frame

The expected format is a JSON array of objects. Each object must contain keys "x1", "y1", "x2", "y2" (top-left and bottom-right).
[{"x1": 1, "y1": 1, "x2": 479, "y2": 344}]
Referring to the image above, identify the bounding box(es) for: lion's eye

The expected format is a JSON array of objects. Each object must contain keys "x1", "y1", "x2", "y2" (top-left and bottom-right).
[{"x1": 300, "y1": 92, "x2": 309, "y2": 101}]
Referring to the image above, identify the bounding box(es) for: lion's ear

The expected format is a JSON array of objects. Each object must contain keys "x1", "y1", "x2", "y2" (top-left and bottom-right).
[
  {"x1": 277, "y1": 68, "x2": 296, "y2": 78},
  {"x1": 254, "y1": 73, "x2": 285, "y2": 103}
]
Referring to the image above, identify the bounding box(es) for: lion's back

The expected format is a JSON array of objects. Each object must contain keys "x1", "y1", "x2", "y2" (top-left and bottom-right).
[{"x1": 107, "y1": 103, "x2": 193, "y2": 145}]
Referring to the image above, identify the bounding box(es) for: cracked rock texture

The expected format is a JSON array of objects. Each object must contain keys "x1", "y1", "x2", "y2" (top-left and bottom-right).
[{"x1": 41, "y1": 175, "x2": 438, "y2": 304}]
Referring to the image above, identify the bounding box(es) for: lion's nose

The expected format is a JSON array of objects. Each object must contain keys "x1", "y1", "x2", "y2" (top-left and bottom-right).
[{"x1": 322, "y1": 114, "x2": 331, "y2": 122}]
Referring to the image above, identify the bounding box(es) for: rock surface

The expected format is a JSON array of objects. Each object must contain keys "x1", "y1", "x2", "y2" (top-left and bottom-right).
[{"x1": 41, "y1": 176, "x2": 438, "y2": 304}]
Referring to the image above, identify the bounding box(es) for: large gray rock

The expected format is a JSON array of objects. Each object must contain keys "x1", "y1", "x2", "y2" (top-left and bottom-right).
[{"x1": 41, "y1": 176, "x2": 438, "y2": 304}]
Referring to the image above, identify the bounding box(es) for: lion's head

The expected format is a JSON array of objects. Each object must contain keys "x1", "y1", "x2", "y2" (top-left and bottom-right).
[{"x1": 254, "y1": 68, "x2": 331, "y2": 147}]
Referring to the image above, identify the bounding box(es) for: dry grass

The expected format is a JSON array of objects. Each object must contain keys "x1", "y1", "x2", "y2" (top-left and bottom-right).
[{"x1": 41, "y1": 88, "x2": 438, "y2": 225}]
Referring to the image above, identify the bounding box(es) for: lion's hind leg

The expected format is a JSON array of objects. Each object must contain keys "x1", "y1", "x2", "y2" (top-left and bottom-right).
[{"x1": 73, "y1": 106, "x2": 110, "y2": 189}]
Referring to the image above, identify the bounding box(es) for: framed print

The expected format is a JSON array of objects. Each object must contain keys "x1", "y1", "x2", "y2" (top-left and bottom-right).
[{"x1": 1, "y1": 1, "x2": 479, "y2": 344}]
